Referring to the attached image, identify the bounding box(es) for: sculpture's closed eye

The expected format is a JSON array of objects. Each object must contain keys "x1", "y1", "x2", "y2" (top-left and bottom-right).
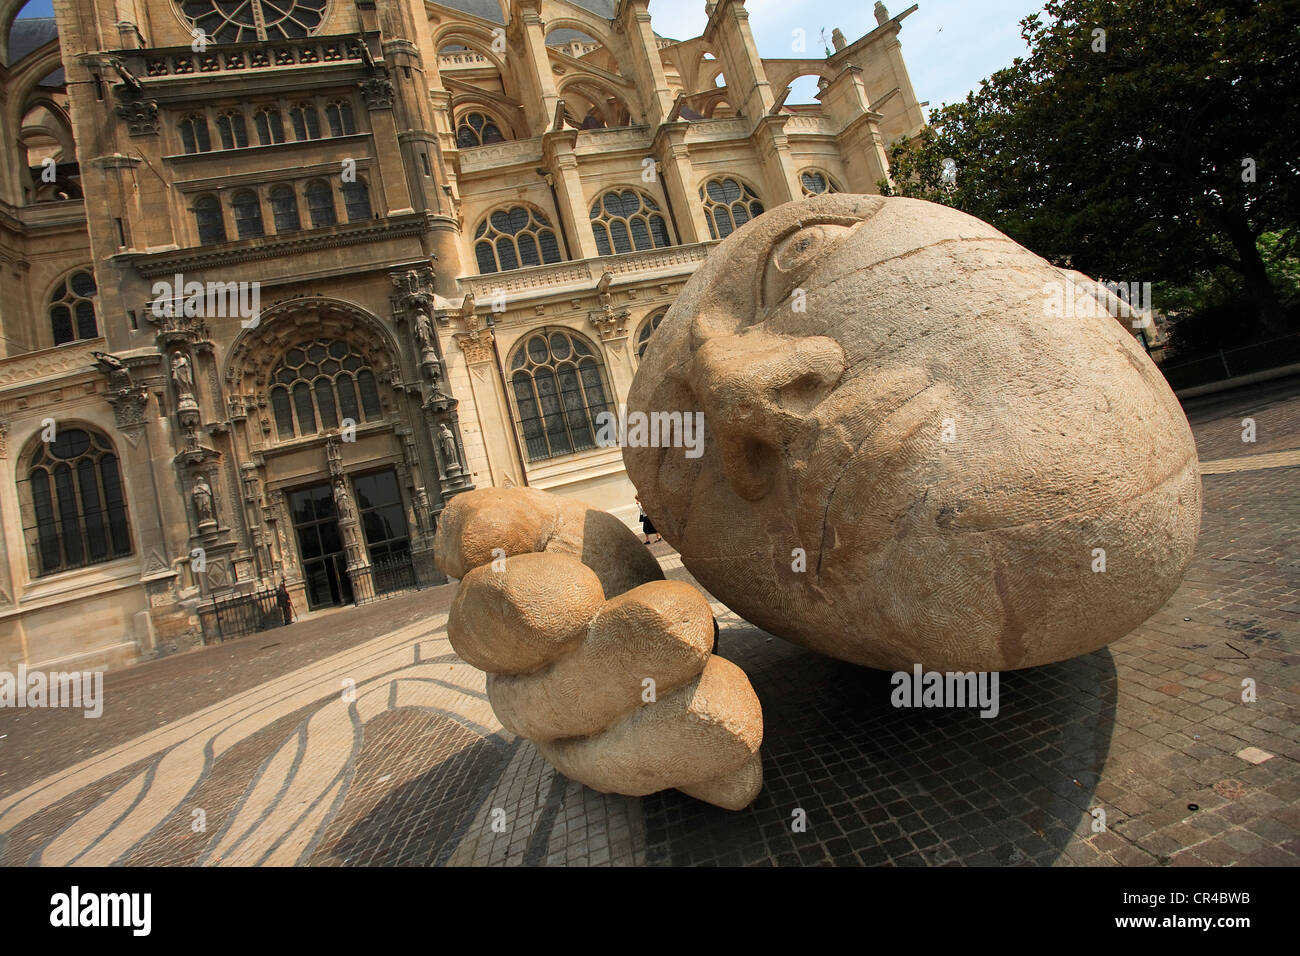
[{"x1": 760, "y1": 222, "x2": 856, "y2": 310}]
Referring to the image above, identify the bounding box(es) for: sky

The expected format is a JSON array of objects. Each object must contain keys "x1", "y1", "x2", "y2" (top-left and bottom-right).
[
  {"x1": 14, "y1": 0, "x2": 1044, "y2": 113},
  {"x1": 646, "y1": 0, "x2": 1046, "y2": 111},
  {"x1": 14, "y1": 0, "x2": 53, "y2": 17}
]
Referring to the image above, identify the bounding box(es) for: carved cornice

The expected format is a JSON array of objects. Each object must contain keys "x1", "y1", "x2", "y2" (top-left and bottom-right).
[
  {"x1": 683, "y1": 116, "x2": 749, "y2": 143},
  {"x1": 783, "y1": 114, "x2": 839, "y2": 136},
  {"x1": 0, "y1": 343, "x2": 101, "y2": 387},
  {"x1": 461, "y1": 243, "x2": 710, "y2": 300},
  {"x1": 457, "y1": 137, "x2": 545, "y2": 174},
  {"x1": 572, "y1": 125, "x2": 653, "y2": 156},
  {"x1": 124, "y1": 34, "x2": 366, "y2": 81},
  {"x1": 119, "y1": 214, "x2": 434, "y2": 279}
]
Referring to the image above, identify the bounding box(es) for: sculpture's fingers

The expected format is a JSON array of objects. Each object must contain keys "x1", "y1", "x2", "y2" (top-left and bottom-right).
[
  {"x1": 432, "y1": 487, "x2": 561, "y2": 579},
  {"x1": 447, "y1": 552, "x2": 604, "y2": 675},
  {"x1": 678, "y1": 751, "x2": 764, "y2": 812},
  {"x1": 487, "y1": 580, "x2": 714, "y2": 742},
  {"x1": 544, "y1": 501, "x2": 665, "y2": 598},
  {"x1": 433, "y1": 486, "x2": 663, "y2": 598},
  {"x1": 535, "y1": 656, "x2": 763, "y2": 803}
]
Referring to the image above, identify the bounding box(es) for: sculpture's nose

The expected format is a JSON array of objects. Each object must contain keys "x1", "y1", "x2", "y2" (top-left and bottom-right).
[{"x1": 688, "y1": 332, "x2": 845, "y2": 500}]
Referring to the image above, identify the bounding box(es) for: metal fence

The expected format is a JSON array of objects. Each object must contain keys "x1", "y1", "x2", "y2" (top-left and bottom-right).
[
  {"x1": 349, "y1": 550, "x2": 440, "y2": 605},
  {"x1": 1158, "y1": 333, "x2": 1300, "y2": 392},
  {"x1": 197, "y1": 586, "x2": 285, "y2": 644}
]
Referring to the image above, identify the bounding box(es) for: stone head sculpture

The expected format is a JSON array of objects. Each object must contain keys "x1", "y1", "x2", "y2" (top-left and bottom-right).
[{"x1": 624, "y1": 194, "x2": 1201, "y2": 672}]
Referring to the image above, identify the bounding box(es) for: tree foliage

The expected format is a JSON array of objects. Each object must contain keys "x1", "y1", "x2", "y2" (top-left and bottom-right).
[{"x1": 882, "y1": 0, "x2": 1300, "y2": 335}]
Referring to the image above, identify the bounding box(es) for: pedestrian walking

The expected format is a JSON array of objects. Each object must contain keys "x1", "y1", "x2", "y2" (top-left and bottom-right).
[
  {"x1": 275, "y1": 579, "x2": 296, "y2": 625},
  {"x1": 636, "y1": 495, "x2": 661, "y2": 544}
]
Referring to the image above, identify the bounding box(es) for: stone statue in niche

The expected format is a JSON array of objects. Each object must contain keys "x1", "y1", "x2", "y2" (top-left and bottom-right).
[
  {"x1": 333, "y1": 477, "x2": 355, "y2": 523},
  {"x1": 414, "y1": 309, "x2": 436, "y2": 355},
  {"x1": 191, "y1": 474, "x2": 215, "y2": 527},
  {"x1": 437, "y1": 423, "x2": 460, "y2": 473},
  {"x1": 171, "y1": 353, "x2": 194, "y2": 398}
]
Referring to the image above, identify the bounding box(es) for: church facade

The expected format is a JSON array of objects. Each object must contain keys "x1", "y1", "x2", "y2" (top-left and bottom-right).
[{"x1": 0, "y1": 0, "x2": 925, "y2": 670}]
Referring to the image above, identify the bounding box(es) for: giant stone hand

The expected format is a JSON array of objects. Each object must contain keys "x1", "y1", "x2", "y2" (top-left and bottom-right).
[{"x1": 434, "y1": 487, "x2": 764, "y2": 810}]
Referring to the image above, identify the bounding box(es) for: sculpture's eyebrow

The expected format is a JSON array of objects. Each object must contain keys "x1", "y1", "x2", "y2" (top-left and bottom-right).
[{"x1": 755, "y1": 215, "x2": 866, "y2": 310}]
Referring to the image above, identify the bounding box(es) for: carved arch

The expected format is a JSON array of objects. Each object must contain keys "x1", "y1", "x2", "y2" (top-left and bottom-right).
[
  {"x1": 223, "y1": 298, "x2": 403, "y2": 394},
  {"x1": 556, "y1": 73, "x2": 636, "y2": 128}
]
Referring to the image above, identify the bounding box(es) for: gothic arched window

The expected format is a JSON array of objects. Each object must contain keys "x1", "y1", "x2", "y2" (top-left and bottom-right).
[
  {"x1": 799, "y1": 169, "x2": 841, "y2": 196},
  {"x1": 254, "y1": 106, "x2": 286, "y2": 146},
  {"x1": 231, "y1": 189, "x2": 264, "y2": 238},
  {"x1": 341, "y1": 180, "x2": 372, "y2": 222},
  {"x1": 636, "y1": 309, "x2": 666, "y2": 360},
  {"x1": 216, "y1": 111, "x2": 249, "y2": 149},
  {"x1": 269, "y1": 184, "x2": 301, "y2": 233},
  {"x1": 290, "y1": 103, "x2": 321, "y2": 140},
  {"x1": 23, "y1": 427, "x2": 132, "y2": 577},
  {"x1": 508, "y1": 328, "x2": 612, "y2": 462},
  {"x1": 179, "y1": 113, "x2": 211, "y2": 154},
  {"x1": 455, "y1": 111, "x2": 506, "y2": 148},
  {"x1": 325, "y1": 99, "x2": 356, "y2": 137},
  {"x1": 50, "y1": 269, "x2": 98, "y2": 345},
  {"x1": 589, "y1": 189, "x2": 673, "y2": 256},
  {"x1": 268, "y1": 340, "x2": 384, "y2": 440},
  {"x1": 194, "y1": 194, "x2": 226, "y2": 245},
  {"x1": 473, "y1": 206, "x2": 563, "y2": 274},
  {"x1": 179, "y1": 0, "x2": 328, "y2": 43},
  {"x1": 699, "y1": 176, "x2": 764, "y2": 240},
  {"x1": 306, "y1": 180, "x2": 336, "y2": 228}
]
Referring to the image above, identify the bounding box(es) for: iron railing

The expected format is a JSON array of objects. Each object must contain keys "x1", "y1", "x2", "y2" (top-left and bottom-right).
[
  {"x1": 349, "y1": 550, "x2": 440, "y2": 605},
  {"x1": 1158, "y1": 333, "x2": 1300, "y2": 392},
  {"x1": 197, "y1": 586, "x2": 285, "y2": 644}
]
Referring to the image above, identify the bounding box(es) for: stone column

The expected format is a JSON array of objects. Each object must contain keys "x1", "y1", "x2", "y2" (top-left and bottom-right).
[
  {"x1": 454, "y1": 329, "x2": 523, "y2": 488},
  {"x1": 653, "y1": 128, "x2": 710, "y2": 244},
  {"x1": 544, "y1": 134, "x2": 600, "y2": 260},
  {"x1": 704, "y1": 0, "x2": 778, "y2": 120},
  {"x1": 513, "y1": 0, "x2": 562, "y2": 134},
  {"x1": 617, "y1": 0, "x2": 675, "y2": 128},
  {"x1": 750, "y1": 114, "x2": 801, "y2": 206},
  {"x1": 821, "y1": 67, "x2": 892, "y2": 193},
  {"x1": 361, "y1": 71, "x2": 416, "y2": 215},
  {"x1": 589, "y1": 274, "x2": 636, "y2": 402},
  {"x1": 327, "y1": 438, "x2": 370, "y2": 601},
  {"x1": 0, "y1": 422, "x2": 20, "y2": 613}
]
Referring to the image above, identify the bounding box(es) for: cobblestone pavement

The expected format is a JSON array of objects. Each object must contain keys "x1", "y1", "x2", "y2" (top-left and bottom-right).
[{"x1": 0, "y1": 387, "x2": 1296, "y2": 867}]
